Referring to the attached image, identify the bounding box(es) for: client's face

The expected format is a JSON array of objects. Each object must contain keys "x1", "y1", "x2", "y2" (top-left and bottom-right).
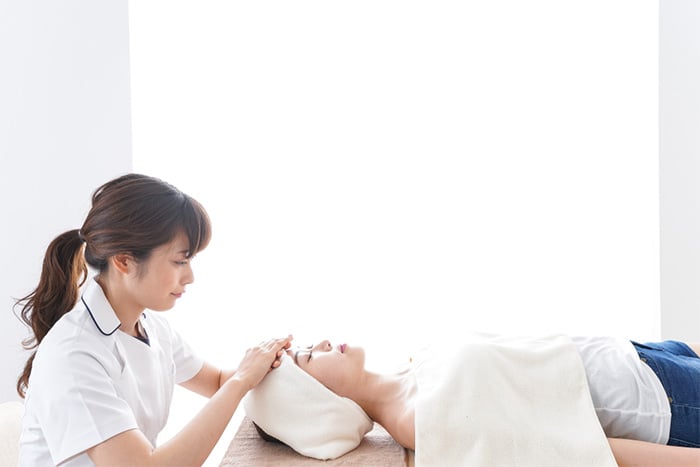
[{"x1": 287, "y1": 340, "x2": 365, "y2": 396}]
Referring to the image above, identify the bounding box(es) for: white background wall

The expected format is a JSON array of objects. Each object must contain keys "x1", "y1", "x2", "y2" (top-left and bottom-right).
[
  {"x1": 660, "y1": 0, "x2": 700, "y2": 341},
  {"x1": 1, "y1": 1, "x2": 699, "y2": 466},
  {"x1": 0, "y1": 0, "x2": 132, "y2": 404},
  {"x1": 129, "y1": 0, "x2": 662, "y2": 367}
]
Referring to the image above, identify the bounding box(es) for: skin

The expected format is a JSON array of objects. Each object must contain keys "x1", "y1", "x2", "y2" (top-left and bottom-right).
[
  {"x1": 689, "y1": 343, "x2": 700, "y2": 358},
  {"x1": 291, "y1": 339, "x2": 700, "y2": 466},
  {"x1": 84, "y1": 232, "x2": 293, "y2": 466}
]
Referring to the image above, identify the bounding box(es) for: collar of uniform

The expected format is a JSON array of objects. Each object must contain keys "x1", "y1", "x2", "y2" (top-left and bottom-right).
[{"x1": 81, "y1": 277, "x2": 121, "y2": 336}]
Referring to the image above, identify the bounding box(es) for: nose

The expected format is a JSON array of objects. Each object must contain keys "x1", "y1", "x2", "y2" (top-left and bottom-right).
[
  {"x1": 182, "y1": 263, "x2": 194, "y2": 285},
  {"x1": 313, "y1": 340, "x2": 332, "y2": 352}
]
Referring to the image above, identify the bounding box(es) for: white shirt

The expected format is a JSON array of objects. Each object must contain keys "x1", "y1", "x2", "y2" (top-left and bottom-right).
[
  {"x1": 572, "y1": 336, "x2": 671, "y2": 444},
  {"x1": 19, "y1": 278, "x2": 204, "y2": 466}
]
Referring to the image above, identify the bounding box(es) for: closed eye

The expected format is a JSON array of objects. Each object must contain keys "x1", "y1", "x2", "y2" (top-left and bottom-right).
[{"x1": 294, "y1": 345, "x2": 313, "y2": 365}]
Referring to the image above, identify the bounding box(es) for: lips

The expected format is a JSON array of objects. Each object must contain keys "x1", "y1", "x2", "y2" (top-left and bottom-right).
[{"x1": 339, "y1": 343, "x2": 346, "y2": 353}]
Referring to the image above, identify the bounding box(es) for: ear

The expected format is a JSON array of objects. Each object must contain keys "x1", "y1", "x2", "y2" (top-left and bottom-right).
[{"x1": 110, "y1": 254, "x2": 135, "y2": 275}]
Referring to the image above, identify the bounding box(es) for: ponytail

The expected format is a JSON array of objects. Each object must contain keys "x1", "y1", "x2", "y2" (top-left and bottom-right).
[{"x1": 15, "y1": 229, "x2": 87, "y2": 397}]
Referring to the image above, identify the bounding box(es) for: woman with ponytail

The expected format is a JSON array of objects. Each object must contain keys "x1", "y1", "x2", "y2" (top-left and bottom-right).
[{"x1": 16, "y1": 173, "x2": 292, "y2": 466}]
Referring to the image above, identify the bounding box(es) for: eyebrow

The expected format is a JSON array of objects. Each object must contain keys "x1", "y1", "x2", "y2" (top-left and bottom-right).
[{"x1": 293, "y1": 345, "x2": 313, "y2": 365}]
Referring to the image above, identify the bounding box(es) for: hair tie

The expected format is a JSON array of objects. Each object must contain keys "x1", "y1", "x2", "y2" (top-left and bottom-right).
[{"x1": 78, "y1": 230, "x2": 86, "y2": 243}]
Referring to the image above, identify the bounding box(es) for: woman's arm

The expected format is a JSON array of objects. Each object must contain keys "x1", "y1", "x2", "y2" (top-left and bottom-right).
[
  {"x1": 608, "y1": 437, "x2": 700, "y2": 467},
  {"x1": 86, "y1": 336, "x2": 291, "y2": 466},
  {"x1": 179, "y1": 363, "x2": 241, "y2": 398}
]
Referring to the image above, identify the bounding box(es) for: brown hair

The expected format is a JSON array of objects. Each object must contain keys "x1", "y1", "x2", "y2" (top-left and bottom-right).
[
  {"x1": 15, "y1": 173, "x2": 211, "y2": 397},
  {"x1": 253, "y1": 422, "x2": 286, "y2": 445}
]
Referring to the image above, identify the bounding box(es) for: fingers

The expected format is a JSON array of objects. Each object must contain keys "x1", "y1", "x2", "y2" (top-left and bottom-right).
[
  {"x1": 259, "y1": 334, "x2": 293, "y2": 350},
  {"x1": 260, "y1": 334, "x2": 293, "y2": 369},
  {"x1": 276, "y1": 334, "x2": 294, "y2": 352},
  {"x1": 232, "y1": 335, "x2": 294, "y2": 391}
]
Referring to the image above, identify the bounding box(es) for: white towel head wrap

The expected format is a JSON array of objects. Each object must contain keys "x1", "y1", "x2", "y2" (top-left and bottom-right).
[{"x1": 243, "y1": 352, "x2": 373, "y2": 460}]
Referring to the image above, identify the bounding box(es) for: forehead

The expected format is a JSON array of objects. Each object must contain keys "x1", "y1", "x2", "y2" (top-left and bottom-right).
[{"x1": 155, "y1": 232, "x2": 189, "y2": 255}]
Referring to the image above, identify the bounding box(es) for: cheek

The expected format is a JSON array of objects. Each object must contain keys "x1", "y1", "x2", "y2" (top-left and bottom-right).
[{"x1": 311, "y1": 365, "x2": 346, "y2": 392}]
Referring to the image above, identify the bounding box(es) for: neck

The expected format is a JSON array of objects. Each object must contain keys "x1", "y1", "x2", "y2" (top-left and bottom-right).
[
  {"x1": 347, "y1": 368, "x2": 416, "y2": 450},
  {"x1": 95, "y1": 274, "x2": 144, "y2": 337}
]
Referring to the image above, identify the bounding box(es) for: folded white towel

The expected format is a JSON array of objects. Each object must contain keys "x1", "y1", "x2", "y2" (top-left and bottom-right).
[
  {"x1": 243, "y1": 353, "x2": 373, "y2": 460},
  {"x1": 413, "y1": 333, "x2": 617, "y2": 467}
]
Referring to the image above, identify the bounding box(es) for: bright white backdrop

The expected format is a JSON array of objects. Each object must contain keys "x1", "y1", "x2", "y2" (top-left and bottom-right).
[{"x1": 129, "y1": 2, "x2": 658, "y2": 463}]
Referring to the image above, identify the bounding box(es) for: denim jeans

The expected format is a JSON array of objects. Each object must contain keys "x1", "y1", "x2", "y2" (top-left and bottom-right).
[{"x1": 632, "y1": 340, "x2": 700, "y2": 447}]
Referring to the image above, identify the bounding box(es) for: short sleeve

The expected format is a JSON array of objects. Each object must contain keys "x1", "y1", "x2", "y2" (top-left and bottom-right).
[
  {"x1": 143, "y1": 312, "x2": 204, "y2": 384},
  {"x1": 171, "y1": 329, "x2": 205, "y2": 383},
  {"x1": 30, "y1": 345, "x2": 138, "y2": 465}
]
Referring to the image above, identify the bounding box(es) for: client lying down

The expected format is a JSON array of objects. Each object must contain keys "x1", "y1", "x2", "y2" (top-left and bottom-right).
[{"x1": 244, "y1": 333, "x2": 700, "y2": 466}]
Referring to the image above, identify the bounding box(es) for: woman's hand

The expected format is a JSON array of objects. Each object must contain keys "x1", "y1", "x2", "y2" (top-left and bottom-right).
[{"x1": 232, "y1": 335, "x2": 293, "y2": 391}]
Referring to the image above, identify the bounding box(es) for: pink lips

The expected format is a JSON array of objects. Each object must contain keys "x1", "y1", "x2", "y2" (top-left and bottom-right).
[{"x1": 339, "y1": 343, "x2": 346, "y2": 353}]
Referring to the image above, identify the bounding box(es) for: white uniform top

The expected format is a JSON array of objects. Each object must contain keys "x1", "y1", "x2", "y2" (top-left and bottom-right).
[
  {"x1": 19, "y1": 278, "x2": 204, "y2": 466},
  {"x1": 572, "y1": 336, "x2": 671, "y2": 444}
]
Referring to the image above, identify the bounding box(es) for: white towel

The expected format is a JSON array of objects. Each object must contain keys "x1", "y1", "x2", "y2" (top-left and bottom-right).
[
  {"x1": 413, "y1": 333, "x2": 617, "y2": 467},
  {"x1": 243, "y1": 353, "x2": 373, "y2": 460}
]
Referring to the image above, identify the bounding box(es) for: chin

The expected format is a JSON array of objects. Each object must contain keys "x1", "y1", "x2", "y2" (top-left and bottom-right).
[
  {"x1": 149, "y1": 302, "x2": 176, "y2": 312},
  {"x1": 348, "y1": 346, "x2": 366, "y2": 366}
]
